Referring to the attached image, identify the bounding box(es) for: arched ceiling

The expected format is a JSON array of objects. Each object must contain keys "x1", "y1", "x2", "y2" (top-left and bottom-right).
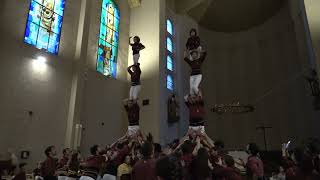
[{"x1": 175, "y1": 0, "x2": 286, "y2": 32}]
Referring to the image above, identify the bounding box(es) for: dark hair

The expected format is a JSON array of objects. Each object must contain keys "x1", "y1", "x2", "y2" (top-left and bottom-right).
[
  {"x1": 190, "y1": 28, "x2": 197, "y2": 36},
  {"x1": 224, "y1": 155, "x2": 235, "y2": 167},
  {"x1": 90, "y1": 145, "x2": 99, "y2": 155},
  {"x1": 181, "y1": 140, "x2": 193, "y2": 154},
  {"x1": 19, "y1": 163, "x2": 27, "y2": 169},
  {"x1": 156, "y1": 156, "x2": 180, "y2": 180},
  {"x1": 117, "y1": 143, "x2": 124, "y2": 150},
  {"x1": 214, "y1": 140, "x2": 225, "y2": 150},
  {"x1": 45, "y1": 146, "x2": 55, "y2": 157},
  {"x1": 68, "y1": 152, "x2": 80, "y2": 171},
  {"x1": 191, "y1": 148, "x2": 210, "y2": 179},
  {"x1": 62, "y1": 148, "x2": 69, "y2": 155},
  {"x1": 140, "y1": 142, "x2": 153, "y2": 159},
  {"x1": 248, "y1": 143, "x2": 260, "y2": 156},
  {"x1": 154, "y1": 143, "x2": 162, "y2": 153},
  {"x1": 133, "y1": 36, "x2": 140, "y2": 42}
]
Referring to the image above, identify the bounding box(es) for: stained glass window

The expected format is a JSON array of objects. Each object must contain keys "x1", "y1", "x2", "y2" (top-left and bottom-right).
[
  {"x1": 24, "y1": 0, "x2": 65, "y2": 54},
  {"x1": 167, "y1": 37, "x2": 173, "y2": 53},
  {"x1": 97, "y1": 0, "x2": 120, "y2": 78},
  {"x1": 167, "y1": 19, "x2": 173, "y2": 35},
  {"x1": 167, "y1": 55, "x2": 173, "y2": 71},
  {"x1": 167, "y1": 75, "x2": 174, "y2": 91}
]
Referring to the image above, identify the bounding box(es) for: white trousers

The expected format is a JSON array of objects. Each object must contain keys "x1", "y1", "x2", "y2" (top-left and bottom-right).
[
  {"x1": 133, "y1": 54, "x2": 140, "y2": 64},
  {"x1": 190, "y1": 74, "x2": 202, "y2": 96},
  {"x1": 129, "y1": 85, "x2": 141, "y2": 100},
  {"x1": 128, "y1": 125, "x2": 140, "y2": 136},
  {"x1": 79, "y1": 176, "x2": 95, "y2": 180},
  {"x1": 189, "y1": 126, "x2": 205, "y2": 133},
  {"x1": 102, "y1": 174, "x2": 116, "y2": 180},
  {"x1": 65, "y1": 177, "x2": 77, "y2": 180},
  {"x1": 58, "y1": 176, "x2": 67, "y2": 180}
]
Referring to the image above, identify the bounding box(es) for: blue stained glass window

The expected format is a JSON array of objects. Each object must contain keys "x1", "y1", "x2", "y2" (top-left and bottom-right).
[
  {"x1": 167, "y1": 75, "x2": 174, "y2": 91},
  {"x1": 167, "y1": 55, "x2": 173, "y2": 71},
  {"x1": 24, "y1": 0, "x2": 65, "y2": 55},
  {"x1": 97, "y1": 0, "x2": 120, "y2": 78},
  {"x1": 167, "y1": 37, "x2": 173, "y2": 53},
  {"x1": 166, "y1": 19, "x2": 173, "y2": 35}
]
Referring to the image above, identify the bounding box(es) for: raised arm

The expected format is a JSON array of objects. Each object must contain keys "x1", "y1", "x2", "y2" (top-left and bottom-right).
[
  {"x1": 192, "y1": 137, "x2": 202, "y2": 156},
  {"x1": 127, "y1": 65, "x2": 133, "y2": 74},
  {"x1": 129, "y1": 37, "x2": 134, "y2": 46},
  {"x1": 140, "y1": 43, "x2": 145, "y2": 50}
]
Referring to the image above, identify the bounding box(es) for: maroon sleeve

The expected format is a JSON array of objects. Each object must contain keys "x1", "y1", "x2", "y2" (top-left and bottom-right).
[
  {"x1": 127, "y1": 67, "x2": 133, "y2": 75},
  {"x1": 247, "y1": 158, "x2": 259, "y2": 177},
  {"x1": 140, "y1": 43, "x2": 145, "y2": 49},
  {"x1": 184, "y1": 57, "x2": 192, "y2": 65}
]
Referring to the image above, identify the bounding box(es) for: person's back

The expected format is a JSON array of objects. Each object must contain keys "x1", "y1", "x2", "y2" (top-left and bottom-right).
[
  {"x1": 132, "y1": 158, "x2": 156, "y2": 180},
  {"x1": 132, "y1": 142, "x2": 157, "y2": 180}
]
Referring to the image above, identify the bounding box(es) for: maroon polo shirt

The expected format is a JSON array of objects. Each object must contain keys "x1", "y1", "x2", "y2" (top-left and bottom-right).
[
  {"x1": 185, "y1": 100, "x2": 205, "y2": 126},
  {"x1": 57, "y1": 156, "x2": 69, "y2": 170},
  {"x1": 128, "y1": 64, "x2": 141, "y2": 86},
  {"x1": 114, "y1": 146, "x2": 130, "y2": 166},
  {"x1": 247, "y1": 156, "x2": 264, "y2": 178},
  {"x1": 132, "y1": 159, "x2": 157, "y2": 180},
  {"x1": 186, "y1": 36, "x2": 200, "y2": 50},
  {"x1": 184, "y1": 52, "x2": 207, "y2": 75},
  {"x1": 40, "y1": 157, "x2": 58, "y2": 177},
  {"x1": 214, "y1": 167, "x2": 242, "y2": 180},
  {"x1": 124, "y1": 103, "x2": 140, "y2": 126}
]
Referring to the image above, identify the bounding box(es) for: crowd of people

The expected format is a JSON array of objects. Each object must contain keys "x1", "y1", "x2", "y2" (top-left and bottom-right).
[{"x1": 1, "y1": 134, "x2": 320, "y2": 180}]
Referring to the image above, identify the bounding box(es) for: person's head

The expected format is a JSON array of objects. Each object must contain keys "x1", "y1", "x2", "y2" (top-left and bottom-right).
[
  {"x1": 140, "y1": 142, "x2": 154, "y2": 159},
  {"x1": 156, "y1": 156, "x2": 178, "y2": 180},
  {"x1": 181, "y1": 140, "x2": 193, "y2": 155},
  {"x1": 37, "y1": 161, "x2": 42, "y2": 169},
  {"x1": 133, "y1": 36, "x2": 140, "y2": 43},
  {"x1": 62, "y1": 148, "x2": 70, "y2": 157},
  {"x1": 71, "y1": 152, "x2": 80, "y2": 162},
  {"x1": 154, "y1": 143, "x2": 162, "y2": 154},
  {"x1": 190, "y1": 50, "x2": 199, "y2": 60},
  {"x1": 19, "y1": 163, "x2": 27, "y2": 172},
  {"x1": 194, "y1": 148, "x2": 210, "y2": 178},
  {"x1": 90, "y1": 145, "x2": 100, "y2": 156},
  {"x1": 117, "y1": 143, "x2": 124, "y2": 150},
  {"x1": 247, "y1": 143, "x2": 260, "y2": 156},
  {"x1": 214, "y1": 140, "x2": 225, "y2": 151},
  {"x1": 190, "y1": 28, "x2": 197, "y2": 37},
  {"x1": 224, "y1": 155, "x2": 235, "y2": 168},
  {"x1": 45, "y1": 146, "x2": 56, "y2": 157},
  {"x1": 124, "y1": 155, "x2": 131, "y2": 165}
]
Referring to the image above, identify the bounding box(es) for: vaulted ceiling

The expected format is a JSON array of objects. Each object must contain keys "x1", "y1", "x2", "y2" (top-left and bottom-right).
[{"x1": 175, "y1": 0, "x2": 286, "y2": 32}]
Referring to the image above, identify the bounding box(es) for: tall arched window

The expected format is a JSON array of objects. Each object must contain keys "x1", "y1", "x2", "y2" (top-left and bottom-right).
[
  {"x1": 166, "y1": 37, "x2": 173, "y2": 53},
  {"x1": 167, "y1": 75, "x2": 174, "y2": 91},
  {"x1": 167, "y1": 55, "x2": 173, "y2": 71},
  {"x1": 166, "y1": 19, "x2": 173, "y2": 35},
  {"x1": 97, "y1": 0, "x2": 120, "y2": 78},
  {"x1": 24, "y1": 0, "x2": 66, "y2": 54},
  {"x1": 166, "y1": 18, "x2": 174, "y2": 91}
]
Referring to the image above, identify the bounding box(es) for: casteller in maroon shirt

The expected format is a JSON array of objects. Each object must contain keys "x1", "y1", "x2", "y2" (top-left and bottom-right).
[
  {"x1": 185, "y1": 99, "x2": 205, "y2": 126},
  {"x1": 246, "y1": 155, "x2": 264, "y2": 179},
  {"x1": 124, "y1": 103, "x2": 140, "y2": 126},
  {"x1": 40, "y1": 157, "x2": 58, "y2": 178},
  {"x1": 214, "y1": 167, "x2": 242, "y2": 180},
  {"x1": 132, "y1": 159, "x2": 157, "y2": 180}
]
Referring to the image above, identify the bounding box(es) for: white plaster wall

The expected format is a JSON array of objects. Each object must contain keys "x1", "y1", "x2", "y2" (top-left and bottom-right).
[
  {"x1": 0, "y1": 0, "x2": 81, "y2": 168},
  {"x1": 200, "y1": 4, "x2": 320, "y2": 150},
  {"x1": 128, "y1": 0, "x2": 162, "y2": 142},
  {"x1": 79, "y1": 0, "x2": 131, "y2": 154}
]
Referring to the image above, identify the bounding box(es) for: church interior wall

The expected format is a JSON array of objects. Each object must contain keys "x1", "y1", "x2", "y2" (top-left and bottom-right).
[{"x1": 200, "y1": 3, "x2": 320, "y2": 151}]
